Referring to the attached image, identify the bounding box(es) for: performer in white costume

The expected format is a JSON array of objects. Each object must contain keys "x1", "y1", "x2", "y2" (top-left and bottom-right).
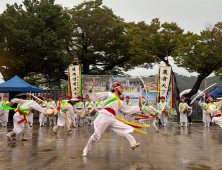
[
  {"x1": 124, "y1": 96, "x2": 134, "y2": 122},
  {"x1": 83, "y1": 82, "x2": 141, "y2": 157},
  {"x1": 48, "y1": 96, "x2": 57, "y2": 126},
  {"x1": 94, "y1": 100, "x2": 103, "y2": 113},
  {"x1": 53, "y1": 99, "x2": 77, "y2": 133},
  {"x1": 206, "y1": 94, "x2": 222, "y2": 128},
  {"x1": 140, "y1": 105, "x2": 162, "y2": 132},
  {"x1": 179, "y1": 96, "x2": 192, "y2": 127},
  {"x1": 75, "y1": 96, "x2": 85, "y2": 127},
  {"x1": 6, "y1": 96, "x2": 46, "y2": 141},
  {"x1": 39, "y1": 94, "x2": 47, "y2": 127},
  {"x1": 198, "y1": 95, "x2": 211, "y2": 127},
  {"x1": 0, "y1": 95, "x2": 9, "y2": 127},
  {"x1": 85, "y1": 96, "x2": 95, "y2": 126},
  {"x1": 158, "y1": 96, "x2": 171, "y2": 127},
  {"x1": 25, "y1": 94, "x2": 33, "y2": 127}
]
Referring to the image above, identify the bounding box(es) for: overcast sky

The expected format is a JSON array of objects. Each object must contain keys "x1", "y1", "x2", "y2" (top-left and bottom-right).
[{"x1": 0, "y1": 0, "x2": 221, "y2": 81}]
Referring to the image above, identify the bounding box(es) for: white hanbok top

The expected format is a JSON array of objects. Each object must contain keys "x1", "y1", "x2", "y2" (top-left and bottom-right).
[{"x1": 89, "y1": 92, "x2": 140, "y2": 117}]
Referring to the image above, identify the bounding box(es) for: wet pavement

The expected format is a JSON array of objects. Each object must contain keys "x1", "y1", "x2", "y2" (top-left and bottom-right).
[{"x1": 1, "y1": 123, "x2": 222, "y2": 170}]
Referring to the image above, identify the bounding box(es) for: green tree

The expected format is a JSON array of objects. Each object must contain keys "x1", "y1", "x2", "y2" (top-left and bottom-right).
[
  {"x1": 172, "y1": 22, "x2": 222, "y2": 98},
  {"x1": 127, "y1": 18, "x2": 184, "y2": 115},
  {"x1": 68, "y1": 0, "x2": 159, "y2": 75},
  {"x1": 0, "y1": 0, "x2": 73, "y2": 87}
]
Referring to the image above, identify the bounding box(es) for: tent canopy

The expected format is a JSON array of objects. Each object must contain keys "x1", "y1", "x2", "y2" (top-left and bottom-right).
[
  {"x1": 208, "y1": 86, "x2": 222, "y2": 99},
  {"x1": 0, "y1": 75, "x2": 42, "y2": 93}
]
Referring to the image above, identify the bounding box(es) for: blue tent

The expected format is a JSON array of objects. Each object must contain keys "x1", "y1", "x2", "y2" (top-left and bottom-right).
[
  {"x1": 0, "y1": 75, "x2": 42, "y2": 93},
  {"x1": 208, "y1": 86, "x2": 222, "y2": 99}
]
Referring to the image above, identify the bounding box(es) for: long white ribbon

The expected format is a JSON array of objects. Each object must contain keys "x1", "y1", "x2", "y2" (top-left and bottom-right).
[{"x1": 190, "y1": 83, "x2": 217, "y2": 104}]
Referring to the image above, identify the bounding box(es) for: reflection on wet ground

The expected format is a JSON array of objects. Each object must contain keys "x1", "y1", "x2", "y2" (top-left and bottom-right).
[{"x1": 0, "y1": 123, "x2": 222, "y2": 170}]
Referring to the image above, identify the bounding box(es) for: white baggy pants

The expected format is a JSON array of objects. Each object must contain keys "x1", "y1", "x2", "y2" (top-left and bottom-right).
[
  {"x1": 160, "y1": 112, "x2": 167, "y2": 126},
  {"x1": 83, "y1": 112, "x2": 137, "y2": 154},
  {"x1": 140, "y1": 117, "x2": 158, "y2": 131},
  {"x1": 49, "y1": 116, "x2": 57, "y2": 125},
  {"x1": 11, "y1": 112, "x2": 30, "y2": 139}
]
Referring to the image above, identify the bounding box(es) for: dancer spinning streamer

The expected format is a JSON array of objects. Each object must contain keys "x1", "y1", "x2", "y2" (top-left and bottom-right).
[
  {"x1": 83, "y1": 82, "x2": 141, "y2": 157},
  {"x1": 139, "y1": 105, "x2": 162, "y2": 132},
  {"x1": 53, "y1": 99, "x2": 77, "y2": 134},
  {"x1": 6, "y1": 97, "x2": 46, "y2": 141}
]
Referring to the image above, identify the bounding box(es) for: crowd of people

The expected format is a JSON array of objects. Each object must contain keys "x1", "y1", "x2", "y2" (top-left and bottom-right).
[{"x1": 0, "y1": 82, "x2": 222, "y2": 157}]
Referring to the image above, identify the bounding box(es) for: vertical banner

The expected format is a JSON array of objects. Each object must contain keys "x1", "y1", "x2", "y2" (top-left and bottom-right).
[
  {"x1": 156, "y1": 69, "x2": 160, "y2": 103},
  {"x1": 159, "y1": 66, "x2": 172, "y2": 99},
  {"x1": 171, "y1": 74, "x2": 174, "y2": 109},
  {"x1": 68, "y1": 65, "x2": 81, "y2": 98}
]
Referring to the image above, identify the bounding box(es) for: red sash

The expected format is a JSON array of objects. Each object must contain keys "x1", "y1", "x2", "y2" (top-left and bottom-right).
[
  {"x1": 17, "y1": 108, "x2": 27, "y2": 124},
  {"x1": 211, "y1": 114, "x2": 221, "y2": 119},
  {"x1": 104, "y1": 108, "x2": 115, "y2": 116}
]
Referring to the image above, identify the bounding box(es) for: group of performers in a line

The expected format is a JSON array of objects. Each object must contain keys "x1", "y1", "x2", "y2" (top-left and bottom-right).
[{"x1": 1, "y1": 82, "x2": 222, "y2": 157}]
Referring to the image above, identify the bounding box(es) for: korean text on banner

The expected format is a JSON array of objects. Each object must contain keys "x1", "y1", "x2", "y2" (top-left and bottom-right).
[
  {"x1": 68, "y1": 65, "x2": 80, "y2": 97},
  {"x1": 159, "y1": 66, "x2": 172, "y2": 99}
]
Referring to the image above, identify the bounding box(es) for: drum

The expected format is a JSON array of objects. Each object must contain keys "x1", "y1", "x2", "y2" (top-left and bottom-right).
[
  {"x1": 89, "y1": 107, "x2": 96, "y2": 116},
  {"x1": 187, "y1": 109, "x2": 192, "y2": 116},
  {"x1": 53, "y1": 109, "x2": 58, "y2": 116},
  {"x1": 46, "y1": 109, "x2": 54, "y2": 117},
  {"x1": 46, "y1": 109, "x2": 58, "y2": 117},
  {"x1": 80, "y1": 110, "x2": 87, "y2": 118},
  {"x1": 139, "y1": 95, "x2": 143, "y2": 107}
]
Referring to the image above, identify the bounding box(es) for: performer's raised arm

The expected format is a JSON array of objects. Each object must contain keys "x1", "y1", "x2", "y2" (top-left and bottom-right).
[
  {"x1": 185, "y1": 103, "x2": 192, "y2": 109},
  {"x1": 89, "y1": 91, "x2": 109, "y2": 102},
  {"x1": 30, "y1": 103, "x2": 46, "y2": 114},
  {"x1": 11, "y1": 98, "x2": 27, "y2": 105},
  {"x1": 120, "y1": 101, "x2": 140, "y2": 115}
]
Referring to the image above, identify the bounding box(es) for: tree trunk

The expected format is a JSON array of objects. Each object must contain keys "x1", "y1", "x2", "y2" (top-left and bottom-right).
[
  {"x1": 185, "y1": 74, "x2": 206, "y2": 98},
  {"x1": 83, "y1": 63, "x2": 90, "y2": 74}
]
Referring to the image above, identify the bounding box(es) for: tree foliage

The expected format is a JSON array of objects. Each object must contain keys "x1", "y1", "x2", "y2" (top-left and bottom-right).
[
  {"x1": 0, "y1": 0, "x2": 73, "y2": 86},
  {"x1": 172, "y1": 22, "x2": 222, "y2": 97},
  {"x1": 68, "y1": 0, "x2": 159, "y2": 75}
]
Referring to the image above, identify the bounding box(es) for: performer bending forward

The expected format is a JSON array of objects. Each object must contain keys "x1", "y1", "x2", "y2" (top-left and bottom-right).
[
  {"x1": 83, "y1": 82, "x2": 141, "y2": 157},
  {"x1": 6, "y1": 97, "x2": 46, "y2": 141},
  {"x1": 53, "y1": 99, "x2": 77, "y2": 133}
]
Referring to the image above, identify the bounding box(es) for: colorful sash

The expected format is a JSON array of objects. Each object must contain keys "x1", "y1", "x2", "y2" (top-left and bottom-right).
[
  {"x1": 104, "y1": 93, "x2": 121, "y2": 110},
  {"x1": 87, "y1": 101, "x2": 93, "y2": 107},
  {"x1": 96, "y1": 100, "x2": 102, "y2": 107}
]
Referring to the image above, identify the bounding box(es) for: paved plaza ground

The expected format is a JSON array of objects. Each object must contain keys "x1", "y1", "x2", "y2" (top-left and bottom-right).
[{"x1": 0, "y1": 123, "x2": 222, "y2": 170}]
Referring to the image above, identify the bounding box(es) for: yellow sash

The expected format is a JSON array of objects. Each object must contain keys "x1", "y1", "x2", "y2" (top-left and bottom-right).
[
  {"x1": 112, "y1": 93, "x2": 121, "y2": 110},
  {"x1": 87, "y1": 101, "x2": 93, "y2": 107},
  {"x1": 61, "y1": 103, "x2": 71, "y2": 122},
  {"x1": 97, "y1": 100, "x2": 102, "y2": 106},
  {"x1": 49, "y1": 101, "x2": 55, "y2": 106},
  {"x1": 78, "y1": 102, "x2": 82, "y2": 107}
]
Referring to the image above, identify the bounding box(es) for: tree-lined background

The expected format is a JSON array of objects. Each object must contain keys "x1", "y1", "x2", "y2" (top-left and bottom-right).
[{"x1": 0, "y1": 0, "x2": 222, "y2": 98}]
